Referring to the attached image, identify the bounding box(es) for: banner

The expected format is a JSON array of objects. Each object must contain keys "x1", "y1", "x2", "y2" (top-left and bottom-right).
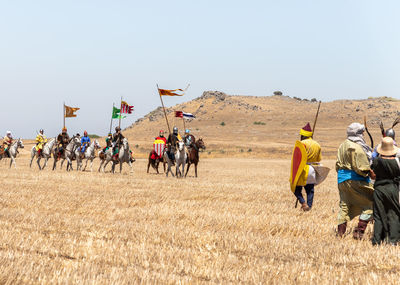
[{"x1": 65, "y1": 105, "x2": 80, "y2": 117}]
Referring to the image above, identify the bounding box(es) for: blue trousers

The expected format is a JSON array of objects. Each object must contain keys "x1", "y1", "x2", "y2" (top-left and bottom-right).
[{"x1": 294, "y1": 184, "x2": 315, "y2": 208}]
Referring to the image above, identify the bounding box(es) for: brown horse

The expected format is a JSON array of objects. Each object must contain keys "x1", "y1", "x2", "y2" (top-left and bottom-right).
[
  {"x1": 185, "y1": 138, "x2": 206, "y2": 178},
  {"x1": 147, "y1": 150, "x2": 166, "y2": 174}
]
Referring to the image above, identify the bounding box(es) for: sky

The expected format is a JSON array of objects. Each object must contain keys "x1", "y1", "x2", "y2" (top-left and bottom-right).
[{"x1": 0, "y1": 0, "x2": 399, "y2": 138}]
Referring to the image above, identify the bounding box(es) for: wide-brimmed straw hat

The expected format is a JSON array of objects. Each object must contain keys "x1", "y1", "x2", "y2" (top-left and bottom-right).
[{"x1": 377, "y1": 137, "x2": 398, "y2": 156}]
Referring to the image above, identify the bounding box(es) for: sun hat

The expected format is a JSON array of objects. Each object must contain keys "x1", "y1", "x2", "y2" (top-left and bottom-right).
[{"x1": 377, "y1": 137, "x2": 398, "y2": 156}]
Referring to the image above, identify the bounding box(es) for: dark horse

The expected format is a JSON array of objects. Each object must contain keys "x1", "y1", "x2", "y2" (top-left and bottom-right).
[
  {"x1": 147, "y1": 150, "x2": 166, "y2": 174},
  {"x1": 185, "y1": 138, "x2": 206, "y2": 178}
]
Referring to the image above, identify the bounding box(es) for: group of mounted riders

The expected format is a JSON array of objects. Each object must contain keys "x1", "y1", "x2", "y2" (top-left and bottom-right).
[
  {"x1": 147, "y1": 126, "x2": 205, "y2": 177},
  {"x1": 1, "y1": 126, "x2": 133, "y2": 164}
]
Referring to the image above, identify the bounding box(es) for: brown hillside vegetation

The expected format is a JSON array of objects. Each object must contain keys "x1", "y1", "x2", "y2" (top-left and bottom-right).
[{"x1": 125, "y1": 92, "x2": 399, "y2": 158}]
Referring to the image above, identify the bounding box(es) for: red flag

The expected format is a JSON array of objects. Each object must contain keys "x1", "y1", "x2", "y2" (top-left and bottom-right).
[
  {"x1": 121, "y1": 101, "x2": 133, "y2": 114},
  {"x1": 175, "y1": 111, "x2": 183, "y2": 118}
]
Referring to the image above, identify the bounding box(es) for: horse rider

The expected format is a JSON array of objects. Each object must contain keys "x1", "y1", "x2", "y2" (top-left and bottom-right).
[
  {"x1": 56, "y1": 127, "x2": 70, "y2": 159},
  {"x1": 112, "y1": 126, "x2": 125, "y2": 162},
  {"x1": 1, "y1": 131, "x2": 13, "y2": 157},
  {"x1": 184, "y1": 129, "x2": 196, "y2": 150},
  {"x1": 80, "y1": 131, "x2": 91, "y2": 158},
  {"x1": 167, "y1": 126, "x2": 182, "y2": 163},
  {"x1": 151, "y1": 130, "x2": 167, "y2": 161},
  {"x1": 101, "y1": 133, "x2": 113, "y2": 154},
  {"x1": 35, "y1": 129, "x2": 47, "y2": 158}
]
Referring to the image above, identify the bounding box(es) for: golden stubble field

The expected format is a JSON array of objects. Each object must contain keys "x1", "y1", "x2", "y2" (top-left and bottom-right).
[{"x1": 1, "y1": 150, "x2": 400, "y2": 284}]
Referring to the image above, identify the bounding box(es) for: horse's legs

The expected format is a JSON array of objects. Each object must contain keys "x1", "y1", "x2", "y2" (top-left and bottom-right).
[
  {"x1": 185, "y1": 162, "x2": 191, "y2": 177},
  {"x1": 52, "y1": 158, "x2": 57, "y2": 170},
  {"x1": 163, "y1": 161, "x2": 166, "y2": 173},
  {"x1": 37, "y1": 157, "x2": 42, "y2": 170},
  {"x1": 83, "y1": 159, "x2": 88, "y2": 171},
  {"x1": 128, "y1": 161, "x2": 133, "y2": 173},
  {"x1": 30, "y1": 153, "x2": 34, "y2": 168},
  {"x1": 90, "y1": 159, "x2": 94, "y2": 172},
  {"x1": 42, "y1": 157, "x2": 48, "y2": 170},
  {"x1": 195, "y1": 162, "x2": 198, "y2": 178},
  {"x1": 156, "y1": 161, "x2": 159, "y2": 174},
  {"x1": 119, "y1": 161, "x2": 123, "y2": 173},
  {"x1": 147, "y1": 161, "x2": 150, "y2": 173}
]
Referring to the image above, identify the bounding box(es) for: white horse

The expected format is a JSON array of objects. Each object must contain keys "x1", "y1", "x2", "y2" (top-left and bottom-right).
[
  {"x1": 111, "y1": 138, "x2": 135, "y2": 174},
  {"x1": 98, "y1": 147, "x2": 113, "y2": 173},
  {"x1": 52, "y1": 135, "x2": 81, "y2": 171},
  {"x1": 0, "y1": 138, "x2": 24, "y2": 168},
  {"x1": 175, "y1": 140, "x2": 187, "y2": 178},
  {"x1": 164, "y1": 141, "x2": 187, "y2": 178},
  {"x1": 30, "y1": 138, "x2": 56, "y2": 170},
  {"x1": 76, "y1": 139, "x2": 100, "y2": 172}
]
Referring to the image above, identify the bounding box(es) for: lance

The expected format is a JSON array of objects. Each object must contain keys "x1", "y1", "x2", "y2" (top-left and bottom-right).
[{"x1": 364, "y1": 116, "x2": 374, "y2": 148}]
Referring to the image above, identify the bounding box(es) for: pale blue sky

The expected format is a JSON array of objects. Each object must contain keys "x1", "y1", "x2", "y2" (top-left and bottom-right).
[{"x1": 0, "y1": 1, "x2": 399, "y2": 138}]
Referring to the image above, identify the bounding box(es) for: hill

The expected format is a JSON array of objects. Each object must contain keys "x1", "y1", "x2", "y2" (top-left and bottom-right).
[{"x1": 125, "y1": 92, "x2": 400, "y2": 158}]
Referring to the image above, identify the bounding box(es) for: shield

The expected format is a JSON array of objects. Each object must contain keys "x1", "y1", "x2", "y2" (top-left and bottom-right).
[
  {"x1": 153, "y1": 139, "x2": 165, "y2": 157},
  {"x1": 290, "y1": 140, "x2": 307, "y2": 192},
  {"x1": 314, "y1": 165, "x2": 330, "y2": 185}
]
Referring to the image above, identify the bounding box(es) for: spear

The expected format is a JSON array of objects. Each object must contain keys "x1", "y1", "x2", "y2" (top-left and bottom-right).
[{"x1": 364, "y1": 116, "x2": 374, "y2": 148}]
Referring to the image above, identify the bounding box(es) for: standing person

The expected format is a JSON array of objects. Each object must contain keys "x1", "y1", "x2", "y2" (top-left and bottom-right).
[
  {"x1": 56, "y1": 127, "x2": 70, "y2": 159},
  {"x1": 293, "y1": 123, "x2": 322, "y2": 211},
  {"x1": 35, "y1": 129, "x2": 47, "y2": 158},
  {"x1": 2, "y1": 131, "x2": 13, "y2": 157},
  {"x1": 336, "y1": 122, "x2": 374, "y2": 239},
  {"x1": 80, "y1": 131, "x2": 91, "y2": 158},
  {"x1": 370, "y1": 137, "x2": 400, "y2": 245}
]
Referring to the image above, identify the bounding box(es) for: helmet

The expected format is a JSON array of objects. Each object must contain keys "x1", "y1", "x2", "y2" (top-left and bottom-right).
[
  {"x1": 185, "y1": 129, "x2": 190, "y2": 134},
  {"x1": 84, "y1": 131, "x2": 88, "y2": 136},
  {"x1": 115, "y1": 126, "x2": 121, "y2": 132},
  {"x1": 6, "y1": 131, "x2": 11, "y2": 137},
  {"x1": 173, "y1": 126, "x2": 178, "y2": 134},
  {"x1": 39, "y1": 129, "x2": 44, "y2": 134},
  {"x1": 385, "y1": 128, "x2": 396, "y2": 140},
  {"x1": 159, "y1": 130, "x2": 165, "y2": 136}
]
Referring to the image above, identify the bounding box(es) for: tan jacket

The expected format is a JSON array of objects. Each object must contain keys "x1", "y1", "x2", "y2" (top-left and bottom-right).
[{"x1": 336, "y1": 139, "x2": 370, "y2": 177}]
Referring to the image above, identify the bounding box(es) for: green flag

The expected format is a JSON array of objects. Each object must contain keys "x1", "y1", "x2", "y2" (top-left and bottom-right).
[{"x1": 112, "y1": 107, "x2": 121, "y2": 119}]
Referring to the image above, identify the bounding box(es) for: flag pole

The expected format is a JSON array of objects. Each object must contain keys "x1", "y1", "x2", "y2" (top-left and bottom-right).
[
  {"x1": 109, "y1": 103, "x2": 114, "y2": 134},
  {"x1": 182, "y1": 116, "x2": 186, "y2": 131},
  {"x1": 157, "y1": 84, "x2": 171, "y2": 134},
  {"x1": 63, "y1": 102, "x2": 65, "y2": 129},
  {"x1": 118, "y1": 96, "x2": 122, "y2": 128}
]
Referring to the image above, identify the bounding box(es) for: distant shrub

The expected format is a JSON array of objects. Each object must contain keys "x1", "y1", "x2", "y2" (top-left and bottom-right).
[
  {"x1": 135, "y1": 144, "x2": 139, "y2": 148},
  {"x1": 220, "y1": 150, "x2": 225, "y2": 154},
  {"x1": 220, "y1": 122, "x2": 225, "y2": 126},
  {"x1": 248, "y1": 148, "x2": 252, "y2": 152},
  {"x1": 253, "y1": 121, "x2": 266, "y2": 125},
  {"x1": 208, "y1": 151, "x2": 211, "y2": 155},
  {"x1": 88, "y1": 134, "x2": 101, "y2": 138},
  {"x1": 240, "y1": 149, "x2": 244, "y2": 153},
  {"x1": 293, "y1": 97, "x2": 301, "y2": 101},
  {"x1": 273, "y1": 91, "x2": 283, "y2": 96},
  {"x1": 311, "y1": 98, "x2": 317, "y2": 102}
]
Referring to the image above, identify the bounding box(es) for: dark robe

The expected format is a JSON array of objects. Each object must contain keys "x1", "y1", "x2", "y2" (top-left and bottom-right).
[{"x1": 372, "y1": 157, "x2": 400, "y2": 245}]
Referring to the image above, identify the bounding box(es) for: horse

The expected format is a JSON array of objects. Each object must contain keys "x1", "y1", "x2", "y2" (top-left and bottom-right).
[
  {"x1": 147, "y1": 150, "x2": 166, "y2": 174},
  {"x1": 175, "y1": 140, "x2": 187, "y2": 178},
  {"x1": 98, "y1": 147, "x2": 113, "y2": 173},
  {"x1": 52, "y1": 135, "x2": 81, "y2": 171},
  {"x1": 164, "y1": 141, "x2": 187, "y2": 178},
  {"x1": 0, "y1": 138, "x2": 24, "y2": 168},
  {"x1": 76, "y1": 139, "x2": 101, "y2": 172},
  {"x1": 111, "y1": 138, "x2": 135, "y2": 174},
  {"x1": 185, "y1": 138, "x2": 206, "y2": 178},
  {"x1": 30, "y1": 138, "x2": 56, "y2": 170}
]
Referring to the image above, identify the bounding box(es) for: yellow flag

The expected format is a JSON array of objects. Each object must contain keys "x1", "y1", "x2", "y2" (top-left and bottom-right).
[{"x1": 65, "y1": 105, "x2": 80, "y2": 117}]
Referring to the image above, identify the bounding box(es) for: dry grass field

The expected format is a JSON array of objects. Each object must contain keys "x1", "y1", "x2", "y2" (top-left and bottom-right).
[{"x1": 1, "y1": 149, "x2": 400, "y2": 284}]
